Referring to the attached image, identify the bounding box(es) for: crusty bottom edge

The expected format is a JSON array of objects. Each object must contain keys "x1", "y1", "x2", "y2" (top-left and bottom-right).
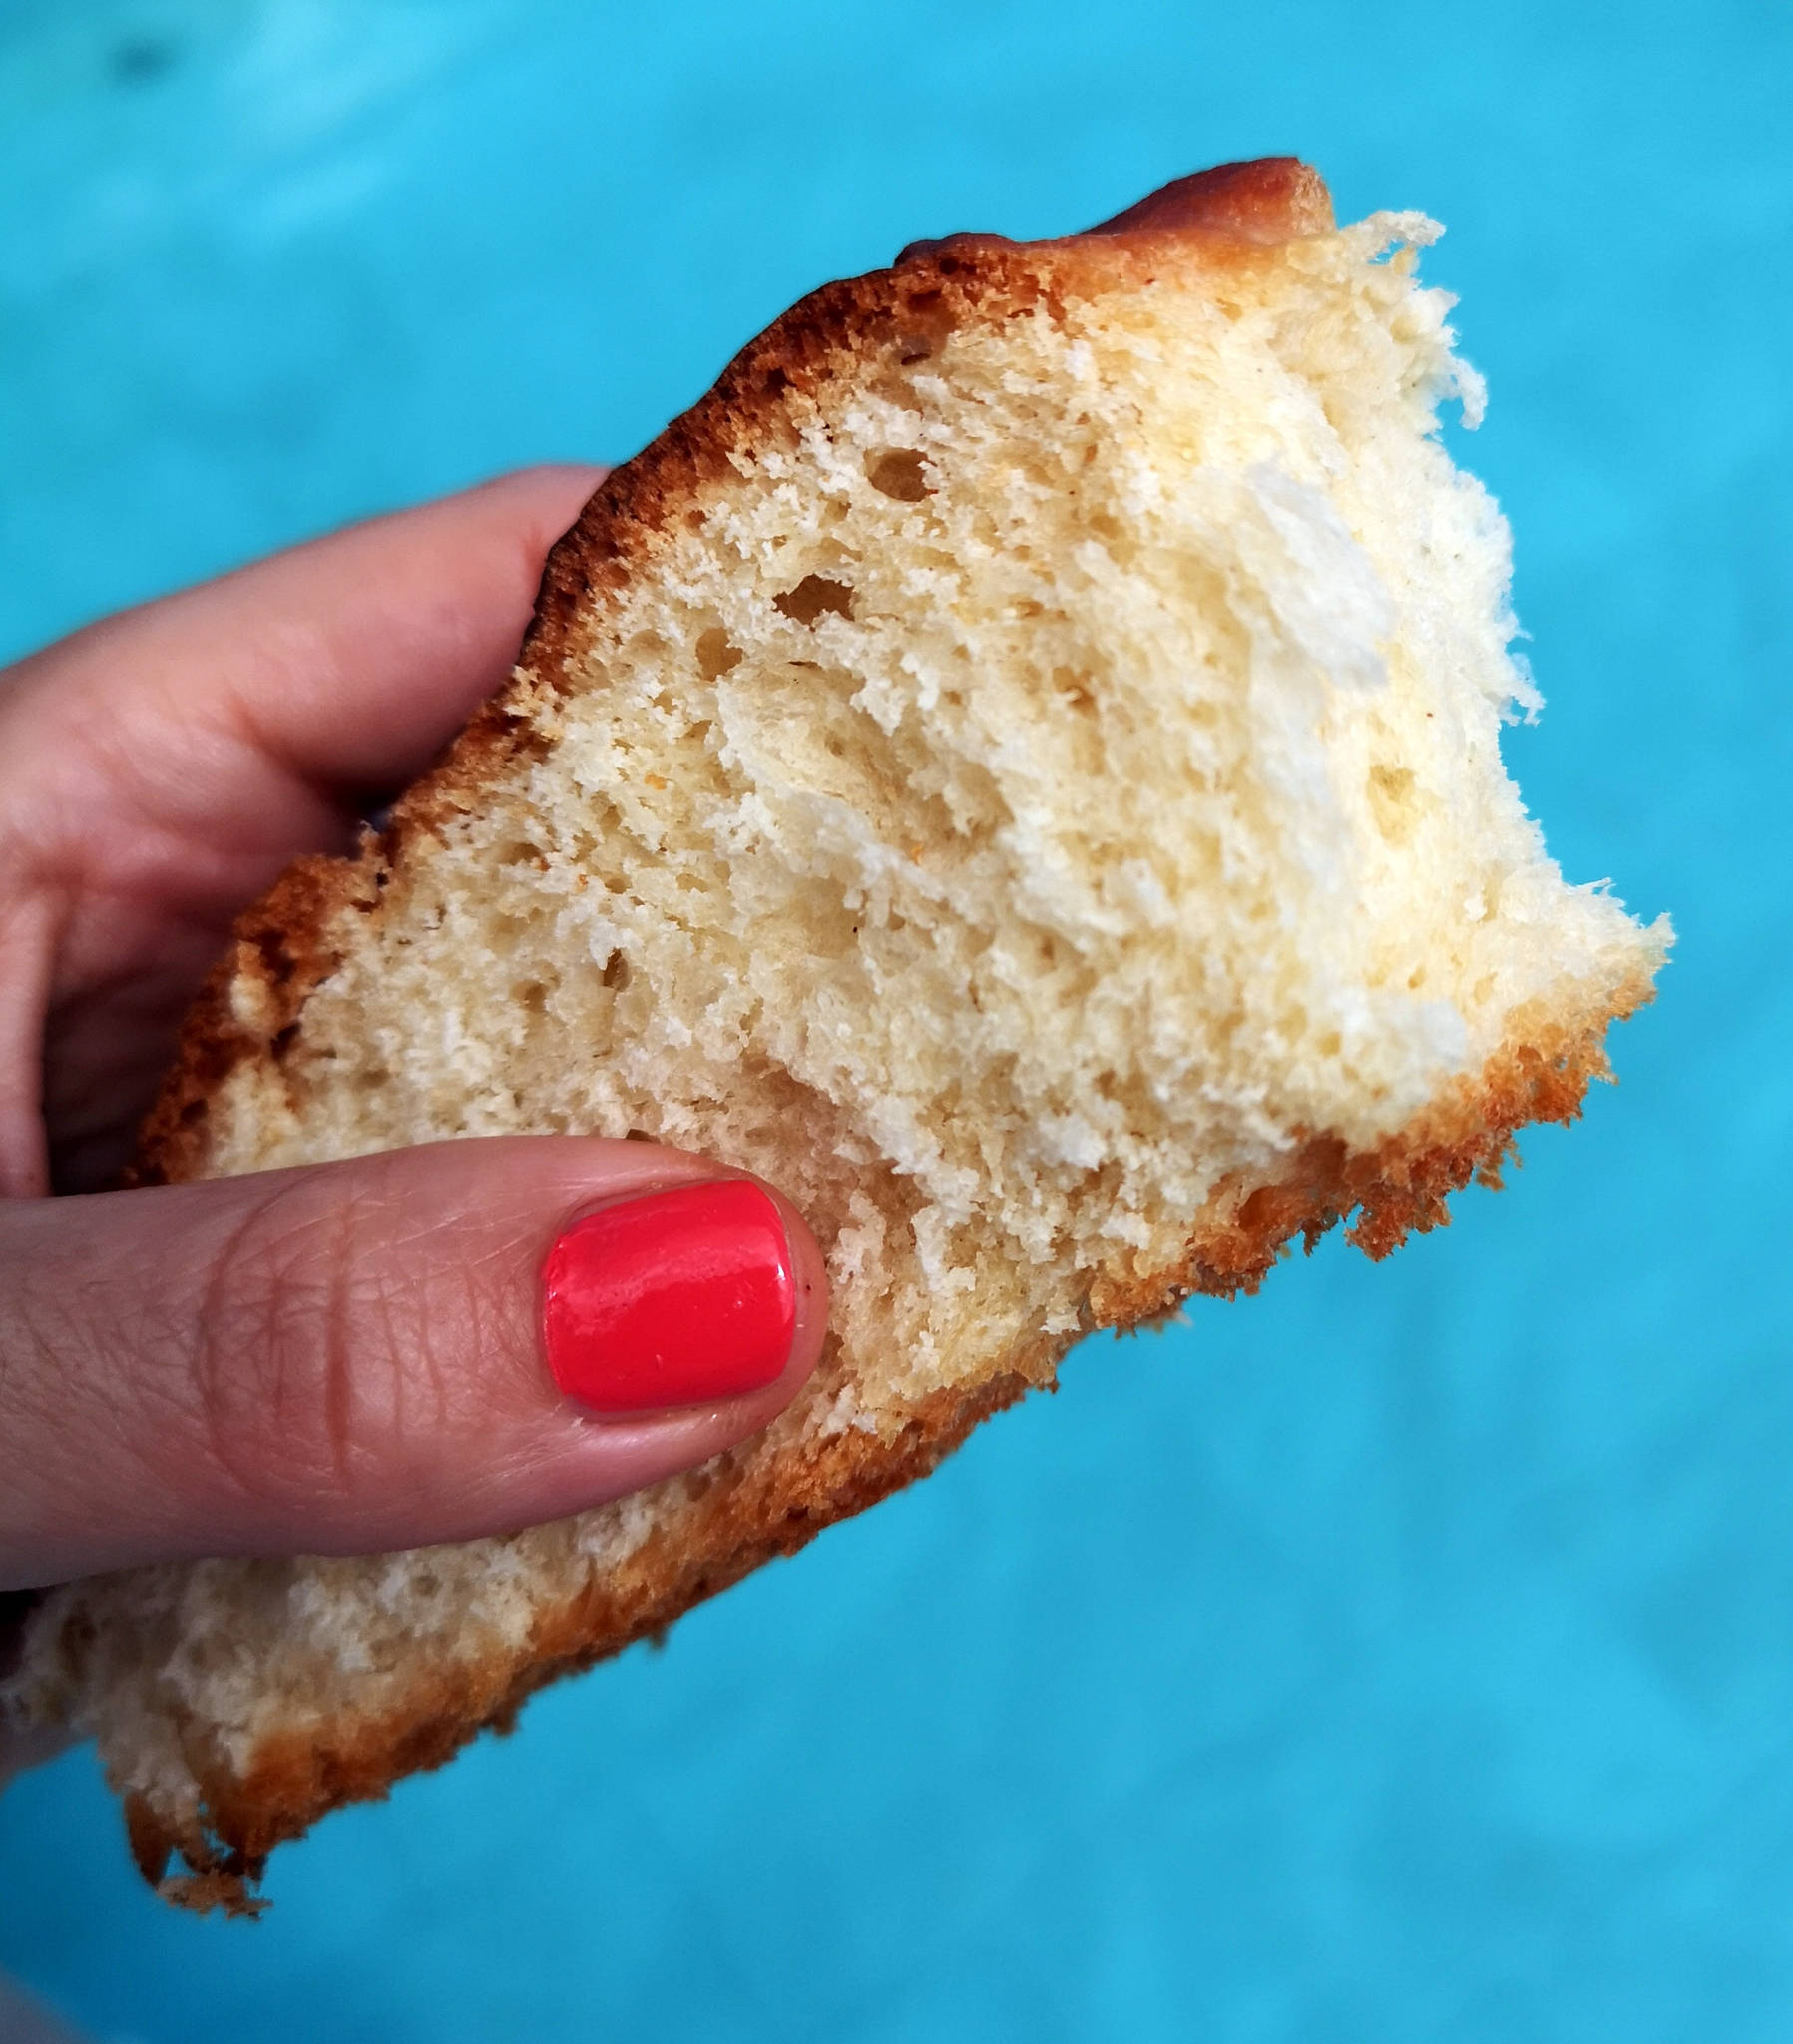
[{"x1": 118, "y1": 978, "x2": 1652, "y2": 1913}]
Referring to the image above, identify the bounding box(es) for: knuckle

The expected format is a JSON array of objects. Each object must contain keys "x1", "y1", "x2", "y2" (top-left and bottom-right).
[{"x1": 186, "y1": 1165, "x2": 467, "y2": 1513}]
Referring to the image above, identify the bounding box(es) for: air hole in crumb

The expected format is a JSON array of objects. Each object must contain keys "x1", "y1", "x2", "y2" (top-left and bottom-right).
[
  {"x1": 865, "y1": 449, "x2": 932, "y2": 502},
  {"x1": 516, "y1": 980, "x2": 548, "y2": 1015},
  {"x1": 1053, "y1": 667, "x2": 1096, "y2": 714},
  {"x1": 602, "y1": 951, "x2": 631, "y2": 990},
  {"x1": 1367, "y1": 763, "x2": 1418, "y2": 842},
  {"x1": 894, "y1": 297, "x2": 953, "y2": 362},
  {"x1": 895, "y1": 300, "x2": 952, "y2": 361},
  {"x1": 774, "y1": 575, "x2": 855, "y2": 625},
  {"x1": 625, "y1": 1128, "x2": 655, "y2": 1143},
  {"x1": 695, "y1": 628, "x2": 742, "y2": 680}
]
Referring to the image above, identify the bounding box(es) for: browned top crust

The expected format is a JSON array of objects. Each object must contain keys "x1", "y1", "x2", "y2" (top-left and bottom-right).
[{"x1": 135, "y1": 158, "x2": 1337, "y2": 1190}]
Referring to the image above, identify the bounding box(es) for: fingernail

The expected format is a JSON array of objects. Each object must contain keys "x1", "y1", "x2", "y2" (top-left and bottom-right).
[{"x1": 542, "y1": 1180, "x2": 798, "y2": 1414}]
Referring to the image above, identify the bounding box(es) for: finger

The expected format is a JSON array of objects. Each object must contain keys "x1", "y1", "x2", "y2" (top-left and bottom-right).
[
  {"x1": 0, "y1": 466, "x2": 604, "y2": 1012},
  {"x1": 0, "y1": 1138, "x2": 829, "y2": 1589},
  {"x1": 3, "y1": 465, "x2": 603, "y2": 804},
  {"x1": 0, "y1": 467, "x2": 601, "y2": 1196}
]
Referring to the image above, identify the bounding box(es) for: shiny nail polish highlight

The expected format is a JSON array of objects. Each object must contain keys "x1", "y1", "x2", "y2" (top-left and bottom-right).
[{"x1": 542, "y1": 1180, "x2": 797, "y2": 1414}]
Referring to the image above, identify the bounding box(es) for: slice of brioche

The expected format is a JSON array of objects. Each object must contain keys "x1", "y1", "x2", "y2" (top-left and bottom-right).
[{"x1": 2, "y1": 159, "x2": 1666, "y2": 1912}]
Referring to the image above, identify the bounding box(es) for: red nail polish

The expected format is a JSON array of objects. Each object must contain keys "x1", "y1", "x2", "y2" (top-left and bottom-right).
[{"x1": 542, "y1": 1180, "x2": 798, "y2": 1414}]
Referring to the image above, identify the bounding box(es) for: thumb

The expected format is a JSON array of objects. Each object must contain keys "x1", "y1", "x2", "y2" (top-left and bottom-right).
[{"x1": 0, "y1": 1138, "x2": 828, "y2": 1590}]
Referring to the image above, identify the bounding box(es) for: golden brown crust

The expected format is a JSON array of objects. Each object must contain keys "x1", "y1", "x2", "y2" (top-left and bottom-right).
[
  {"x1": 112, "y1": 159, "x2": 1657, "y2": 1911},
  {"x1": 132, "y1": 853, "x2": 383, "y2": 1185}
]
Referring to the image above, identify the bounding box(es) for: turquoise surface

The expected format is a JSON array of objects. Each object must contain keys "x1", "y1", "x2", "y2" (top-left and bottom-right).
[{"x1": 1, "y1": 1, "x2": 1788, "y2": 2037}]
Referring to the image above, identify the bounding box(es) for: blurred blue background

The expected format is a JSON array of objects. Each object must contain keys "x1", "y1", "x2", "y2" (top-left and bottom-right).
[{"x1": 1, "y1": 0, "x2": 1787, "y2": 2037}]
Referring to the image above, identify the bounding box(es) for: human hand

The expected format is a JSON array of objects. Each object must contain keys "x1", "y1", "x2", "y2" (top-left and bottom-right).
[{"x1": 0, "y1": 470, "x2": 829, "y2": 1606}]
